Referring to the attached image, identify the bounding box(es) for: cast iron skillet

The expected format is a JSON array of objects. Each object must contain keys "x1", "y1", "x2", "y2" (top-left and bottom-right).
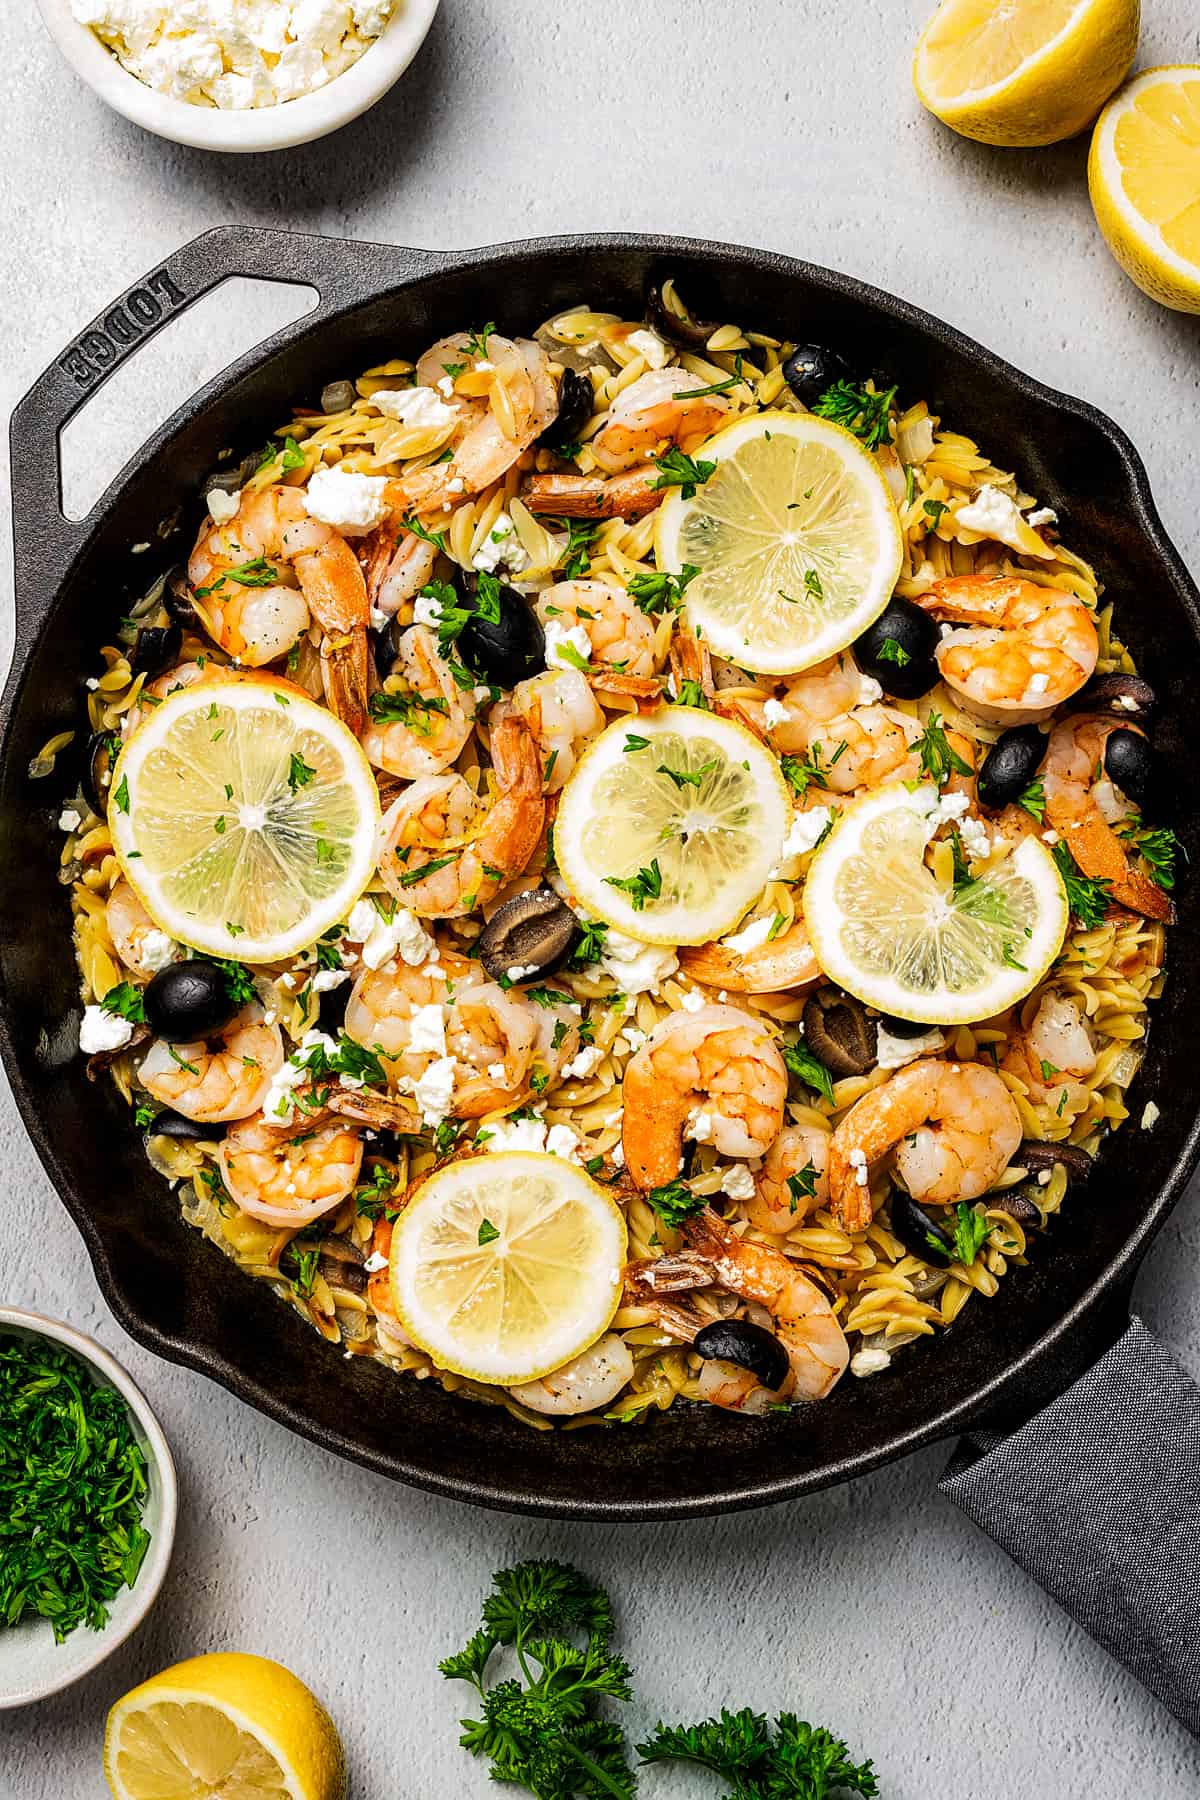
[{"x1": 4, "y1": 226, "x2": 1200, "y2": 1520}]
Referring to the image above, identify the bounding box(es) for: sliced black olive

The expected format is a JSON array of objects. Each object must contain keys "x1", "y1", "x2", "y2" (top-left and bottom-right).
[
  {"x1": 986, "y1": 1190, "x2": 1041, "y2": 1229},
  {"x1": 693, "y1": 1318, "x2": 790, "y2": 1392},
  {"x1": 802, "y1": 987, "x2": 877, "y2": 1077},
  {"x1": 130, "y1": 622, "x2": 183, "y2": 680},
  {"x1": 144, "y1": 1110, "x2": 223, "y2": 1143},
  {"x1": 1014, "y1": 1140, "x2": 1094, "y2": 1183},
  {"x1": 853, "y1": 599, "x2": 940, "y2": 699},
  {"x1": 1064, "y1": 673, "x2": 1156, "y2": 721},
  {"x1": 85, "y1": 731, "x2": 118, "y2": 812},
  {"x1": 978, "y1": 725, "x2": 1047, "y2": 811},
  {"x1": 458, "y1": 578, "x2": 546, "y2": 689},
  {"x1": 1104, "y1": 728, "x2": 1157, "y2": 814},
  {"x1": 478, "y1": 890, "x2": 576, "y2": 984},
  {"x1": 317, "y1": 978, "x2": 352, "y2": 1036},
  {"x1": 644, "y1": 273, "x2": 723, "y2": 352},
  {"x1": 878, "y1": 1013, "x2": 938, "y2": 1039},
  {"x1": 321, "y1": 378, "x2": 357, "y2": 415},
  {"x1": 163, "y1": 565, "x2": 198, "y2": 629},
  {"x1": 536, "y1": 367, "x2": 593, "y2": 453},
  {"x1": 144, "y1": 960, "x2": 238, "y2": 1042},
  {"x1": 889, "y1": 1191, "x2": 953, "y2": 1265},
  {"x1": 781, "y1": 344, "x2": 851, "y2": 407}
]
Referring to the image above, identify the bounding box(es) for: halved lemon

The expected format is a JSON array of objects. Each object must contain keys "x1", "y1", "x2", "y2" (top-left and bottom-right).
[
  {"x1": 104, "y1": 1652, "x2": 345, "y2": 1800},
  {"x1": 109, "y1": 675, "x2": 379, "y2": 963},
  {"x1": 389, "y1": 1152, "x2": 627, "y2": 1385},
  {"x1": 913, "y1": 0, "x2": 1138, "y2": 148},
  {"x1": 654, "y1": 410, "x2": 902, "y2": 677},
  {"x1": 554, "y1": 706, "x2": 790, "y2": 946},
  {"x1": 1089, "y1": 66, "x2": 1200, "y2": 313},
  {"x1": 803, "y1": 784, "x2": 1068, "y2": 1024}
]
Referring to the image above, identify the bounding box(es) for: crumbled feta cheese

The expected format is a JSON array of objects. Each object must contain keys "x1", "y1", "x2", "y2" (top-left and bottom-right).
[
  {"x1": 722, "y1": 916, "x2": 773, "y2": 955},
  {"x1": 311, "y1": 968, "x2": 349, "y2": 993},
  {"x1": 544, "y1": 618, "x2": 592, "y2": 670},
  {"x1": 412, "y1": 1056, "x2": 457, "y2": 1128},
  {"x1": 598, "y1": 928, "x2": 678, "y2": 996},
  {"x1": 770, "y1": 805, "x2": 832, "y2": 876},
  {"x1": 505, "y1": 963, "x2": 539, "y2": 983},
  {"x1": 562, "y1": 1045, "x2": 603, "y2": 1080},
  {"x1": 1041, "y1": 829, "x2": 1059, "y2": 846},
  {"x1": 58, "y1": 808, "x2": 82, "y2": 832},
  {"x1": 851, "y1": 1344, "x2": 892, "y2": 1379},
  {"x1": 1141, "y1": 1101, "x2": 1160, "y2": 1131},
  {"x1": 139, "y1": 930, "x2": 176, "y2": 974},
  {"x1": 207, "y1": 485, "x2": 241, "y2": 524},
  {"x1": 436, "y1": 374, "x2": 455, "y2": 398},
  {"x1": 345, "y1": 899, "x2": 436, "y2": 970},
  {"x1": 686, "y1": 1108, "x2": 714, "y2": 1144},
  {"x1": 958, "y1": 815, "x2": 992, "y2": 861},
  {"x1": 372, "y1": 386, "x2": 456, "y2": 431},
  {"x1": 876, "y1": 1024, "x2": 945, "y2": 1070},
  {"x1": 545, "y1": 1123, "x2": 582, "y2": 1162},
  {"x1": 626, "y1": 328, "x2": 670, "y2": 369},
  {"x1": 473, "y1": 511, "x2": 529, "y2": 576},
  {"x1": 407, "y1": 1003, "x2": 446, "y2": 1056},
  {"x1": 304, "y1": 465, "x2": 390, "y2": 536},
  {"x1": 678, "y1": 989, "x2": 707, "y2": 1013},
  {"x1": 721, "y1": 1162, "x2": 756, "y2": 1202},
  {"x1": 483, "y1": 1114, "x2": 549, "y2": 1154},
  {"x1": 954, "y1": 484, "x2": 1050, "y2": 554},
  {"x1": 79, "y1": 1006, "x2": 134, "y2": 1056},
  {"x1": 486, "y1": 1062, "x2": 507, "y2": 1082},
  {"x1": 928, "y1": 789, "x2": 970, "y2": 827},
  {"x1": 259, "y1": 1027, "x2": 337, "y2": 1126},
  {"x1": 362, "y1": 1251, "x2": 388, "y2": 1274},
  {"x1": 620, "y1": 1025, "x2": 647, "y2": 1053},
  {"x1": 412, "y1": 590, "x2": 445, "y2": 628},
  {"x1": 1029, "y1": 672, "x2": 1049, "y2": 695},
  {"x1": 856, "y1": 674, "x2": 884, "y2": 706},
  {"x1": 72, "y1": 0, "x2": 395, "y2": 109},
  {"x1": 1027, "y1": 507, "x2": 1058, "y2": 529},
  {"x1": 762, "y1": 697, "x2": 790, "y2": 730},
  {"x1": 848, "y1": 1147, "x2": 869, "y2": 1186}
]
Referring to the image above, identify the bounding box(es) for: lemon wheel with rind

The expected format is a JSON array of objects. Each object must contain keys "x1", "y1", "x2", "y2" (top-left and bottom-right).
[
  {"x1": 104, "y1": 1651, "x2": 346, "y2": 1800},
  {"x1": 108, "y1": 674, "x2": 380, "y2": 964},
  {"x1": 388, "y1": 1152, "x2": 628, "y2": 1386},
  {"x1": 1089, "y1": 66, "x2": 1200, "y2": 314},
  {"x1": 653, "y1": 410, "x2": 903, "y2": 678},
  {"x1": 803, "y1": 784, "x2": 1069, "y2": 1025},
  {"x1": 553, "y1": 706, "x2": 791, "y2": 946}
]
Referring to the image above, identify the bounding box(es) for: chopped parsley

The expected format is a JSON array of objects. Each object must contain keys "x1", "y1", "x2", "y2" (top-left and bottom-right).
[
  {"x1": 916, "y1": 710, "x2": 971, "y2": 787},
  {"x1": 100, "y1": 981, "x2": 145, "y2": 1024},
  {"x1": 1119, "y1": 820, "x2": 1180, "y2": 893},
  {"x1": 287, "y1": 751, "x2": 317, "y2": 793},
  {"x1": 787, "y1": 1163, "x2": 820, "y2": 1211},
  {"x1": 604, "y1": 860, "x2": 663, "y2": 912},
  {"x1": 651, "y1": 447, "x2": 716, "y2": 499},
  {"x1": 812, "y1": 378, "x2": 897, "y2": 449},
  {"x1": 567, "y1": 919, "x2": 609, "y2": 969},
  {"x1": 477, "y1": 1219, "x2": 501, "y2": 1247},
  {"x1": 1017, "y1": 778, "x2": 1047, "y2": 822},
  {"x1": 950, "y1": 1203, "x2": 992, "y2": 1267},
  {"x1": 783, "y1": 1041, "x2": 836, "y2": 1105},
  {"x1": 657, "y1": 759, "x2": 716, "y2": 791},
  {"x1": 1052, "y1": 841, "x2": 1111, "y2": 929},
  {"x1": 645, "y1": 1178, "x2": 706, "y2": 1230},
  {"x1": 878, "y1": 636, "x2": 911, "y2": 668},
  {"x1": 398, "y1": 514, "x2": 448, "y2": 552},
  {"x1": 114, "y1": 774, "x2": 130, "y2": 814},
  {"x1": 626, "y1": 563, "x2": 699, "y2": 616}
]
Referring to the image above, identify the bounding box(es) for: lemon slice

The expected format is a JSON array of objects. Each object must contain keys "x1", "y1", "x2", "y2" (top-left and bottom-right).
[
  {"x1": 104, "y1": 1652, "x2": 345, "y2": 1800},
  {"x1": 803, "y1": 784, "x2": 1068, "y2": 1024},
  {"x1": 109, "y1": 675, "x2": 379, "y2": 963},
  {"x1": 655, "y1": 411, "x2": 902, "y2": 677},
  {"x1": 553, "y1": 706, "x2": 790, "y2": 946},
  {"x1": 913, "y1": 0, "x2": 1138, "y2": 147},
  {"x1": 1089, "y1": 66, "x2": 1200, "y2": 314},
  {"x1": 389, "y1": 1152, "x2": 627, "y2": 1384}
]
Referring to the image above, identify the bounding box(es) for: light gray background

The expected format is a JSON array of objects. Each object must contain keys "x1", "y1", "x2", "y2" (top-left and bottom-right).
[{"x1": 3, "y1": 1, "x2": 1200, "y2": 1793}]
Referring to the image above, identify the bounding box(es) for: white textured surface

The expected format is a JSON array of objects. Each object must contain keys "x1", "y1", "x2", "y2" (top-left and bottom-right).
[{"x1": 4, "y1": 0, "x2": 1200, "y2": 1793}]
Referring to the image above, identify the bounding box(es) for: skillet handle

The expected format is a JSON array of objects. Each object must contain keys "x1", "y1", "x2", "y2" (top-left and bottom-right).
[
  {"x1": 7, "y1": 225, "x2": 437, "y2": 647},
  {"x1": 941, "y1": 1315, "x2": 1200, "y2": 1735}
]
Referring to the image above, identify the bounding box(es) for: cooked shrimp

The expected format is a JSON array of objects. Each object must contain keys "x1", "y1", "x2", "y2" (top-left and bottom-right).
[
  {"x1": 912, "y1": 577, "x2": 1099, "y2": 724},
  {"x1": 106, "y1": 881, "x2": 175, "y2": 977},
  {"x1": 188, "y1": 483, "x2": 371, "y2": 732},
  {"x1": 363, "y1": 526, "x2": 439, "y2": 619},
  {"x1": 621, "y1": 1004, "x2": 788, "y2": 1190},
  {"x1": 122, "y1": 659, "x2": 213, "y2": 733},
  {"x1": 1001, "y1": 990, "x2": 1098, "y2": 1113},
  {"x1": 828, "y1": 1060, "x2": 1022, "y2": 1232},
  {"x1": 743, "y1": 1123, "x2": 831, "y2": 1235},
  {"x1": 522, "y1": 465, "x2": 665, "y2": 520},
  {"x1": 536, "y1": 578, "x2": 658, "y2": 679},
  {"x1": 138, "y1": 1007, "x2": 285, "y2": 1124},
  {"x1": 684, "y1": 1208, "x2": 849, "y2": 1404},
  {"x1": 592, "y1": 369, "x2": 729, "y2": 474},
  {"x1": 218, "y1": 1111, "x2": 363, "y2": 1227},
  {"x1": 391, "y1": 336, "x2": 556, "y2": 513},
  {"x1": 365, "y1": 1215, "x2": 413, "y2": 1350},
  {"x1": 1042, "y1": 714, "x2": 1172, "y2": 921},
  {"x1": 788, "y1": 705, "x2": 923, "y2": 795},
  {"x1": 376, "y1": 708, "x2": 545, "y2": 917},
  {"x1": 509, "y1": 668, "x2": 605, "y2": 792},
  {"x1": 754, "y1": 654, "x2": 875, "y2": 755},
  {"x1": 362, "y1": 623, "x2": 477, "y2": 778},
  {"x1": 678, "y1": 918, "x2": 821, "y2": 995},
  {"x1": 508, "y1": 1333, "x2": 634, "y2": 1415}
]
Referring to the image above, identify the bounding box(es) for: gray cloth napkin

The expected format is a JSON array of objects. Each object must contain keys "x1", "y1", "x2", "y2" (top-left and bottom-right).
[{"x1": 941, "y1": 1316, "x2": 1200, "y2": 1735}]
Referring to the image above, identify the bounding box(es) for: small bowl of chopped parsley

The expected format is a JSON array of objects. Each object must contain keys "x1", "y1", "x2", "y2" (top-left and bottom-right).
[{"x1": 0, "y1": 1308, "x2": 177, "y2": 1708}]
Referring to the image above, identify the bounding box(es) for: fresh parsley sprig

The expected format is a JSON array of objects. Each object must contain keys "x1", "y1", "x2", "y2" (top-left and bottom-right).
[
  {"x1": 639, "y1": 1707, "x2": 879, "y2": 1799},
  {"x1": 627, "y1": 563, "x2": 699, "y2": 616},
  {"x1": 812, "y1": 378, "x2": 897, "y2": 451},
  {"x1": 651, "y1": 447, "x2": 716, "y2": 499},
  {"x1": 1051, "y1": 841, "x2": 1111, "y2": 929}
]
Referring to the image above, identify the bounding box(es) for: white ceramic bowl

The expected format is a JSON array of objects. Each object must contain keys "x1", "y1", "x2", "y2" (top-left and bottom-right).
[
  {"x1": 34, "y1": 0, "x2": 440, "y2": 153},
  {"x1": 0, "y1": 1307, "x2": 177, "y2": 1709}
]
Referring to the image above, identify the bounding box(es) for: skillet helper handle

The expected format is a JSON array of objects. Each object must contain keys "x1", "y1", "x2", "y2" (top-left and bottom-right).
[
  {"x1": 941, "y1": 1316, "x2": 1200, "y2": 1735},
  {"x1": 8, "y1": 225, "x2": 435, "y2": 638}
]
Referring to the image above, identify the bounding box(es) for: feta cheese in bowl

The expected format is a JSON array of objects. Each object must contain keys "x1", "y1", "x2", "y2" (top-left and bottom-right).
[{"x1": 36, "y1": 0, "x2": 440, "y2": 151}]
